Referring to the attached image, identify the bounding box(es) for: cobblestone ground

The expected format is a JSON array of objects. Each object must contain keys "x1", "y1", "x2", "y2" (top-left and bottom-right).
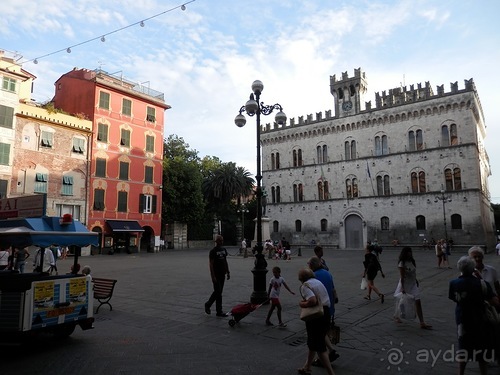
[{"x1": 3, "y1": 245, "x2": 500, "y2": 375}]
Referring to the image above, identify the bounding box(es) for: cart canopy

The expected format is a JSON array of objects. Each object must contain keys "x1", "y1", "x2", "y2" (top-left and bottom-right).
[{"x1": 0, "y1": 216, "x2": 98, "y2": 248}]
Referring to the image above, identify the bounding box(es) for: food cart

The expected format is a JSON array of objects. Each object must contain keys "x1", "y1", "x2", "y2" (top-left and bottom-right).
[{"x1": 0, "y1": 215, "x2": 98, "y2": 343}]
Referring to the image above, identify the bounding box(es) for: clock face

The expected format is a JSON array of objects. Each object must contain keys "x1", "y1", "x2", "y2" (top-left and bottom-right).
[{"x1": 342, "y1": 101, "x2": 353, "y2": 112}]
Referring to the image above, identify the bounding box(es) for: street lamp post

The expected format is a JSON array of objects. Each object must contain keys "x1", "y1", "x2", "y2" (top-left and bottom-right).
[
  {"x1": 235, "y1": 80, "x2": 286, "y2": 304},
  {"x1": 237, "y1": 205, "x2": 249, "y2": 241},
  {"x1": 434, "y1": 189, "x2": 452, "y2": 240}
]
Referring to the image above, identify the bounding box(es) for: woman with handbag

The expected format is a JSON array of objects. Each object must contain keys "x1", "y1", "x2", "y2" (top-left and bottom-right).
[
  {"x1": 449, "y1": 256, "x2": 499, "y2": 375},
  {"x1": 297, "y1": 268, "x2": 335, "y2": 375},
  {"x1": 393, "y1": 247, "x2": 432, "y2": 329}
]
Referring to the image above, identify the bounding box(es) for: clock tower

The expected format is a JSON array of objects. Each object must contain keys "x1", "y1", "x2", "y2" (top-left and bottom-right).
[{"x1": 330, "y1": 68, "x2": 368, "y2": 118}]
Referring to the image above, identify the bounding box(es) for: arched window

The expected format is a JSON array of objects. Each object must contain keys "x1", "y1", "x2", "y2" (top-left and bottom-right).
[
  {"x1": 324, "y1": 181, "x2": 329, "y2": 199},
  {"x1": 293, "y1": 149, "x2": 303, "y2": 167},
  {"x1": 322, "y1": 145, "x2": 328, "y2": 163},
  {"x1": 345, "y1": 140, "x2": 356, "y2": 160},
  {"x1": 318, "y1": 181, "x2": 324, "y2": 200},
  {"x1": 293, "y1": 183, "x2": 304, "y2": 202},
  {"x1": 346, "y1": 178, "x2": 358, "y2": 198},
  {"x1": 451, "y1": 214, "x2": 462, "y2": 229},
  {"x1": 445, "y1": 167, "x2": 462, "y2": 191},
  {"x1": 273, "y1": 220, "x2": 279, "y2": 232},
  {"x1": 376, "y1": 174, "x2": 390, "y2": 196},
  {"x1": 276, "y1": 152, "x2": 280, "y2": 169},
  {"x1": 411, "y1": 171, "x2": 426, "y2": 193},
  {"x1": 320, "y1": 219, "x2": 328, "y2": 232},
  {"x1": 408, "y1": 129, "x2": 423, "y2": 151},
  {"x1": 271, "y1": 153, "x2": 275, "y2": 170},
  {"x1": 416, "y1": 215, "x2": 426, "y2": 230},
  {"x1": 295, "y1": 220, "x2": 302, "y2": 232},
  {"x1": 271, "y1": 186, "x2": 276, "y2": 203},
  {"x1": 276, "y1": 186, "x2": 281, "y2": 203},
  {"x1": 317, "y1": 146, "x2": 322, "y2": 164},
  {"x1": 441, "y1": 123, "x2": 458, "y2": 146},
  {"x1": 375, "y1": 135, "x2": 388, "y2": 156},
  {"x1": 381, "y1": 216, "x2": 389, "y2": 230}
]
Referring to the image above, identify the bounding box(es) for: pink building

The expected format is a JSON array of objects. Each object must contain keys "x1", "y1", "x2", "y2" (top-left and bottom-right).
[{"x1": 53, "y1": 68, "x2": 169, "y2": 253}]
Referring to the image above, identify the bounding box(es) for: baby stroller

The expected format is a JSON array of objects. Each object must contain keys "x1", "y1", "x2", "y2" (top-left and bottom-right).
[{"x1": 228, "y1": 300, "x2": 268, "y2": 327}]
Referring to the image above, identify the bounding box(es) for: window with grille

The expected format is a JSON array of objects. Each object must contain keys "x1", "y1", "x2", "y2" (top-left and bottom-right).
[
  {"x1": 99, "y1": 91, "x2": 110, "y2": 109},
  {"x1": 97, "y1": 123, "x2": 108, "y2": 142},
  {"x1": 62, "y1": 175, "x2": 74, "y2": 196},
  {"x1": 117, "y1": 191, "x2": 128, "y2": 212},
  {"x1": 34, "y1": 173, "x2": 48, "y2": 193},
  {"x1": 2, "y1": 77, "x2": 17, "y2": 92},
  {"x1": 95, "y1": 158, "x2": 106, "y2": 177},
  {"x1": 146, "y1": 106, "x2": 156, "y2": 122},
  {"x1": 122, "y1": 98, "x2": 132, "y2": 116},
  {"x1": 273, "y1": 221, "x2": 279, "y2": 232},
  {"x1": 93, "y1": 189, "x2": 105, "y2": 210},
  {"x1": 0, "y1": 143, "x2": 10, "y2": 165},
  {"x1": 451, "y1": 214, "x2": 462, "y2": 229},
  {"x1": 295, "y1": 220, "x2": 302, "y2": 232},
  {"x1": 381, "y1": 217, "x2": 390, "y2": 230},
  {"x1": 145, "y1": 135, "x2": 155, "y2": 152},
  {"x1": 416, "y1": 215, "x2": 426, "y2": 230},
  {"x1": 144, "y1": 166, "x2": 154, "y2": 184},
  {"x1": 72, "y1": 138, "x2": 85, "y2": 154},
  {"x1": 320, "y1": 219, "x2": 328, "y2": 232},
  {"x1": 119, "y1": 161, "x2": 129, "y2": 180},
  {"x1": 120, "y1": 129, "x2": 131, "y2": 147},
  {"x1": 0, "y1": 105, "x2": 14, "y2": 129}
]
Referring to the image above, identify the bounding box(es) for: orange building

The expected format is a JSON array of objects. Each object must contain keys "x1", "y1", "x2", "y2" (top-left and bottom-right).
[{"x1": 52, "y1": 68, "x2": 170, "y2": 253}]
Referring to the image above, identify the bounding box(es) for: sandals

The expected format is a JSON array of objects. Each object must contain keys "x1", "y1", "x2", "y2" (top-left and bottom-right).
[
  {"x1": 297, "y1": 367, "x2": 312, "y2": 375},
  {"x1": 379, "y1": 294, "x2": 385, "y2": 303},
  {"x1": 363, "y1": 295, "x2": 371, "y2": 300}
]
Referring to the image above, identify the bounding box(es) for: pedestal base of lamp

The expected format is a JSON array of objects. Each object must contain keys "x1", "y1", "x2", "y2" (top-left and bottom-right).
[{"x1": 250, "y1": 254, "x2": 268, "y2": 304}]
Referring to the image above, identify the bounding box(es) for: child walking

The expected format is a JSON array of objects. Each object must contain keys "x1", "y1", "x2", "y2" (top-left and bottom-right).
[{"x1": 266, "y1": 266, "x2": 295, "y2": 327}]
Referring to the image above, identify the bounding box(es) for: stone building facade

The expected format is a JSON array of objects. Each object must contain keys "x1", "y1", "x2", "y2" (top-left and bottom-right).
[{"x1": 261, "y1": 68, "x2": 495, "y2": 249}]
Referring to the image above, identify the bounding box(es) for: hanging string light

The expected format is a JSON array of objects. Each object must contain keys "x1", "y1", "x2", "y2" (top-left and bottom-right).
[{"x1": 13, "y1": 1, "x2": 194, "y2": 66}]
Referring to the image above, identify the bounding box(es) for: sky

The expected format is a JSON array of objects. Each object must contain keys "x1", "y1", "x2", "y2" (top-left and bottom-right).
[{"x1": 2, "y1": 0, "x2": 500, "y2": 202}]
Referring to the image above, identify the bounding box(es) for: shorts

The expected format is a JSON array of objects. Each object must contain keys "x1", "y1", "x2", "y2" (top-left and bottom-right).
[{"x1": 270, "y1": 297, "x2": 281, "y2": 306}]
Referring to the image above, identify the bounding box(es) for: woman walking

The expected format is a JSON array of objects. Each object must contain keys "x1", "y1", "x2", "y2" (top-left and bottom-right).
[
  {"x1": 449, "y1": 256, "x2": 498, "y2": 375},
  {"x1": 297, "y1": 268, "x2": 335, "y2": 375},
  {"x1": 394, "y1": 247, "x2": 432, "y2": 329},
  {"x1": 362, "y1": 245, "x2": 385, "y2": 302}
]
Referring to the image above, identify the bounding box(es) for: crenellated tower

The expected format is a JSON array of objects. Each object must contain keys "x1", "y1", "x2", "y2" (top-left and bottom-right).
[{"x1": 330, "y1": 68, "x2": 368, "y2": 118}]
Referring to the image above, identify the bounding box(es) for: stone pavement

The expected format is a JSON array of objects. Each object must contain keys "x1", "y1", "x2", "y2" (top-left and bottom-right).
[{"x1": 4, "y1": 245, "x2": 500, "y2": 375}]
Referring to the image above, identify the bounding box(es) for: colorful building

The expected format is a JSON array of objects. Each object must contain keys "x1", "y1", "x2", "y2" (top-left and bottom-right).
[{"x1": 52, "y1": 68, "x2": 169, "y2": 253}]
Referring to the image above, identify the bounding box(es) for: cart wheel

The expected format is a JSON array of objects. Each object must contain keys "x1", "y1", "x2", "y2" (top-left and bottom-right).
[
  {"x1": 228, "y1": 319, "x2": 236, "y2": 327},
  {"x1": 53, "y1": 323, "x2": 76, "y2": 338}
]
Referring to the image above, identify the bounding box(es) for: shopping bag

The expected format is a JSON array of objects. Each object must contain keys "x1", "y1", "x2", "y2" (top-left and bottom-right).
[
  {"x1": 360, "y1": 277, "x2": 368, "y2": 290},
  {"x1": 394, "y1": 293, "x2": 416, "y2": 320}
]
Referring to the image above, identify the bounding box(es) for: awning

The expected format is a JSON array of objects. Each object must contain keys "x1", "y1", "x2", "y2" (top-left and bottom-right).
[
  {"x1": 0, "y1": 216, "x2": 98, "y2": 248},
  {"x1": 106, "y1": 220, "x2": 144, "y2": 232}
]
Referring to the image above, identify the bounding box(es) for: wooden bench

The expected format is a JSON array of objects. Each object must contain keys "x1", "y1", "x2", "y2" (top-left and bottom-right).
[{"x1": 92, "y1": 277, "x2": 117, "y2": 314}]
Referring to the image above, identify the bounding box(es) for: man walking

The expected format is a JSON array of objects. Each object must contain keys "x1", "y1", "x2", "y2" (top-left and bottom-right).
[{"x1": 205, "y1": 235, "x2": 231, "y2": 317}]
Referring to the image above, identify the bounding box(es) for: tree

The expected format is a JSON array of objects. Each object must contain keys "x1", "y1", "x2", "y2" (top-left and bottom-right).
[{"x1": 162, "y1": 135, "x2": 204, "y2": 225}]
